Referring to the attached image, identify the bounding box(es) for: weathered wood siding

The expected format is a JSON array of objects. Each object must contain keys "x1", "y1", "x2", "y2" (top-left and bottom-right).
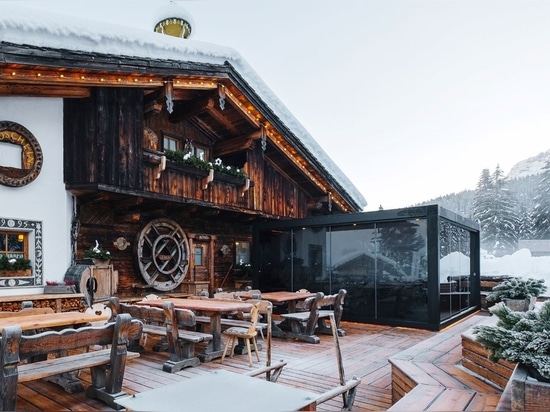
[{"x1": 64, "y1": 88, "x2": 143, "y2": 188}]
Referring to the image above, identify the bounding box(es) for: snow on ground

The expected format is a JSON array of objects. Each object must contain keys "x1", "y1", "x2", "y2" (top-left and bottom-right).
[{"x1": 481, "y1": 248, "x2": 550, "y2": 283}]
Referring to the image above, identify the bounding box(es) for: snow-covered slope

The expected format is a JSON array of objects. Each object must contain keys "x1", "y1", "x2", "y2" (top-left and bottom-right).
[{"x1": 506, "y1": 150, "x2": 550, "y2": 180}]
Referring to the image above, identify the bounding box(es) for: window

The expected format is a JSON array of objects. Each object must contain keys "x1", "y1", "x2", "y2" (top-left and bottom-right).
[
  {"x1": 235, "y1": 241, "x2": 250, "y2": 265},
  {"x1": 163, "y1": 135, "x2": 179, "y2": 151},
  {"x1": 186, "y1": 140, "x2": 209, "y2": 161},
  {"x1": 194, "y1": 246, "x2": 203, "y2": 266},
  {"x1": 0, "y1": 231, "x2": 27, "y2": 260},
  {"x1": 162, "y1": 133, "x2": 210, "y2": 161},
  {"x1": 0, "y1": 218, "x2": 42, "y2": 288}
]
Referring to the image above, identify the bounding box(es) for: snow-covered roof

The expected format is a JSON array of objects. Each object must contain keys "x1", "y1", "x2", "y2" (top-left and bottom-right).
[{"x1": 0, "y1": 3, "x2": 367, "y2": 210}]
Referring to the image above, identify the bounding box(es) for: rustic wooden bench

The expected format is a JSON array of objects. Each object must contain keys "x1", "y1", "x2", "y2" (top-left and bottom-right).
[
  {"x1": 0, "y1": 301, "x2": 55, "y2": 318},
  {"x1": 278, "y1": 289, "x2": 347, "y2": 344},
  {"x1": 0, "y1": 313, "x2": 142, "y2": 411},
  {"x1": 108, "y1": 297, "x2": 213, "y2": 373}
]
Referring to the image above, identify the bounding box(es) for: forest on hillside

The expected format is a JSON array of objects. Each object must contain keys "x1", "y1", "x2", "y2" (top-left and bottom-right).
[{"x1": 417, "y1": 161, "x2": 550, "y2": 257}]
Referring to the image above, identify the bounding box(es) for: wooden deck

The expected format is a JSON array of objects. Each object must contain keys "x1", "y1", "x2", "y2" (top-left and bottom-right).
[{"x1": 14, "y1": 311, "x2": 503, "y2": 411}]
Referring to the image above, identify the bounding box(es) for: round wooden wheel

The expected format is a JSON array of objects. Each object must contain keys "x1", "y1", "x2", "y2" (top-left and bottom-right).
[{"x1": 136, "y1": 218, "x2": 190, "y2": 291}]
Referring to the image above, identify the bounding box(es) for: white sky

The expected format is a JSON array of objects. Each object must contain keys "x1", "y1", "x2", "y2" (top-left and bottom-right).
[{"x1": 8, "y1": 0, "x2": 550, "y2": 211}]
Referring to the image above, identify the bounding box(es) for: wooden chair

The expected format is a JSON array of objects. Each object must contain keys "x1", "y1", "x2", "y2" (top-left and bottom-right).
[
  {"x1": 221, "y1": 303, "x2": 261, "y2": 367},
  {"x1": 142, "y1": 294, "x2": 161, "y2": 301},
  {"x1": 295, "y1": 288, "x2": 310, "y2": 311}
]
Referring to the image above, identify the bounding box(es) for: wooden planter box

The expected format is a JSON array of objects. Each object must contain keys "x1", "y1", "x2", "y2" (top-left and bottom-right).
[
  {"x1": 510, "y1": 364, "x2": 550, "y2": 411},
  {"x1": 0, "y1": 269, "x2": 32, "y2": 277}
]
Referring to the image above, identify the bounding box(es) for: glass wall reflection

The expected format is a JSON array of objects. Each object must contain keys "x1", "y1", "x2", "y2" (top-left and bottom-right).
[{"x1": 439, "y1": 219, "x2": 472, "y2": 321}]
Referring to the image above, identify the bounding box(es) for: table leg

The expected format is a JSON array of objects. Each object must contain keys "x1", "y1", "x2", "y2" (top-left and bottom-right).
[{"x1": 198, "y1": 313, "x2": 224, "y2": 362}]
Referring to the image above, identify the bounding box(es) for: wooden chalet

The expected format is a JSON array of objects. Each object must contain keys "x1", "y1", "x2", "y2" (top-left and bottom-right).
[{"x1": 0, "y1": 3, "x2": 366, "y2": 301}]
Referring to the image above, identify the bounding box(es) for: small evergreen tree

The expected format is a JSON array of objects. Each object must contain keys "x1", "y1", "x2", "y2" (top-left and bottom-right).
[{"x1": 473, "y1": 301, "x2": 550, "y2": 382}]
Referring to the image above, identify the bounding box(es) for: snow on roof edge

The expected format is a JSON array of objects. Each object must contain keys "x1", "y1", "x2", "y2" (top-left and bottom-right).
[{"x1": 0, "y1": 3, "x2": 367, "y2": 209}]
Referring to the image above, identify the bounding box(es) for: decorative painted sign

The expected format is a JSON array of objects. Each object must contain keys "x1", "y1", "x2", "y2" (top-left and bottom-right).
[{"x1": 0, "y1": 121, "x2": 43, "y2": 187}]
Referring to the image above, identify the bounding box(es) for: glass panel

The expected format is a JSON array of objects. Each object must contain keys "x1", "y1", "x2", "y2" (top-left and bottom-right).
[
  {"x1": 374, "y1": 220, "x2": 428, "y2": 322},
  {"x1": 258, "y1": 230, "x2": 294, "y2": 291},
  {"x1": 235, "y1": 241, "x2": 250, "y2": 265},
  {"x1": 163, "y1": 136, "x2": 178, "y2": 151},
  {"x1": 440, "y1": 220, "x2": 472, "y2": 320},
  {"x1": 195, "y1": 147, "x2": 205, "y2": 161},
  {"x1": 0, "y1": 233, "x2": 5, "y2": 253},
  {"x1": 194, "y1": 246, "x2": 203, "y2": 266},
  {"x1": 291, "y1": 226, "x2": 328, "y2": 291},
  {"x1": 329, "y1": 224, "x2": 377, "y2": 319}
]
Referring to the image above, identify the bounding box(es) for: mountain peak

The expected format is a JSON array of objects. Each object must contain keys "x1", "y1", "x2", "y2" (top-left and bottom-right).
[{"x1": 506, "y1": 149, "x2": 550, "y2": 180}]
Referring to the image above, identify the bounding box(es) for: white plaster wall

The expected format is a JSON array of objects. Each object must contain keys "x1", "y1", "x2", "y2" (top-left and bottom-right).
[{"x1": 0, "y1": 96, "x2": 72, "y2": 296}]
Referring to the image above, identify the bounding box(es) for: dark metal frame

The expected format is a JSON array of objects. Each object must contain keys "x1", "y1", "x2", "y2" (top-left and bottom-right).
[{"x1": 253, "y1": 205, "x2": 480, "y2": 331}]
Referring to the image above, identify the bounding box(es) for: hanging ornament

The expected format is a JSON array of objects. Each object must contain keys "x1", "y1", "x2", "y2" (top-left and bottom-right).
[
  {"x1": 261, "y1": 124, "x2": 267, "y2": 152},
  {"x1": 218, "y1": 84, "x2": 226, "y2": 110}
]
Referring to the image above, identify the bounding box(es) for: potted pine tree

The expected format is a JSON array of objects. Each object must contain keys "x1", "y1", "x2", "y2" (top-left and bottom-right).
[
  {"x1": 473, "y1": 301, "x2": 550, "y2": 410},
  {"x1": 486, "y1": 277, "x2": 547, "y2": 311}
]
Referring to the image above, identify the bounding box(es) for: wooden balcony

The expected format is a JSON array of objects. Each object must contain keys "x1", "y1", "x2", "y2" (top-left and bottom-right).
[{"x1": 142, "y1": 150, "x2": 253, "y2": 210}]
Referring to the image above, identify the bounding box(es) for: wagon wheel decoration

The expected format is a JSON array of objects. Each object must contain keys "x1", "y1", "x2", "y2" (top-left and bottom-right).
[{"x1": 136, "y1": 218, "x2": 190, "y2": 291}]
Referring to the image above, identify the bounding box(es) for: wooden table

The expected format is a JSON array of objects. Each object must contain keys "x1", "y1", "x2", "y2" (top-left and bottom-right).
[
  {"x1": 260, "y1": 291, "x2": 316, "y2": 313},
  {"x1": 0, "y1": 311, "x2": 110, "y2": 333},
  {"x1": 115, "y1": 369, "x2": 318, "y2": 411},
  {"x1": 136, "y1": 297, "x2": 253, "y2": 362},
  {"x1": 260, "y1": 291, "x2": 317, "y2": 340}
]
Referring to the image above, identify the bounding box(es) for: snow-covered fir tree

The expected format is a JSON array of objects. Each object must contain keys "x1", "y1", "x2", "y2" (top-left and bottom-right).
[
  {"x1": 473, "y1": 166, "x2": 519, "y2": 256},
  {"x1": 532, "y1": 159, "x2": 550, "y2": 239}
]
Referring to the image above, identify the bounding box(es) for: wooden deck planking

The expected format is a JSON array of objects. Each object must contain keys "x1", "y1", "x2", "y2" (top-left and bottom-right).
[{"x1": 13, "y1": 312, "x2": 506, "y2": 411}]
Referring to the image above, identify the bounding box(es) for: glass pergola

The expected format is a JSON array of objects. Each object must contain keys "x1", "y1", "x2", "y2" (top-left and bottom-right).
[{"x1": 252, "y1": 205, "x2": 480, "y2": 331}]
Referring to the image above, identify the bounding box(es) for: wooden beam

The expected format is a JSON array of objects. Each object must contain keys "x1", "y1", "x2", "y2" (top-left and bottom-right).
[
  {"x1": 168, "y1": 94, "x2": 214, "y2": 122},
  {"x1": 203, "y1": 98, "x2": 240, "y2": 135},
  {"x1": 0, "y1": 84, "x2": 90, "y2": 98},
  {"x1": 213, "y1": 135, "x2": 256, "y2": 157}
]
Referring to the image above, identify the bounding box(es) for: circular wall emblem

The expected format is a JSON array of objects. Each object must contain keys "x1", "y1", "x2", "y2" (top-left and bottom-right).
[{"x1": 0, "y1": 121, "x2": 43, "y2": 187}]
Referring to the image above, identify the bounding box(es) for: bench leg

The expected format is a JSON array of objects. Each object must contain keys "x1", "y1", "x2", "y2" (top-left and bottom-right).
[
  {"x1": 86, "y1": 387, "x2": 128, "y2": 411},
  {"x1": 163, "y1": 341, "x2": 200, "y2": 373},
  {"x1": 43, "y1": 350, "x2": 85, "y2": 393},
  {"x1": 316, "y1": 318, "x2": 346, "y2": 337},
  {"x1": 86, "y1": 364, "x2": 128, "y2": 410},
  {"x1": 43, "y1": 373, "x2": 85, "y2": 393}
]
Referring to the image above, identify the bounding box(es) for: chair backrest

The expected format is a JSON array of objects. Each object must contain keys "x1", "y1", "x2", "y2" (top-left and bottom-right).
[
  {"x1": 85, "y1": 302, "x2": 112, "y2": 326},
  {"x1": 296, "y1": 289, "x2": 310, "y2": 293},
  {"x1": 247, "y1": 303, "x2": 260, "y2": 335},
  {"x1": 213, "y1": 291, "x2": 239, "y2": 300},
  {"x1": 142, "y1": 294, "x2": 161, "y2": 301}
]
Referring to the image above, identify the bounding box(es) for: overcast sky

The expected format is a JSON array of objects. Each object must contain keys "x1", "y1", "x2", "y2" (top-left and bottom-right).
[{"x1": 11, "y1": 0, "x2": 550, "y2": 211}]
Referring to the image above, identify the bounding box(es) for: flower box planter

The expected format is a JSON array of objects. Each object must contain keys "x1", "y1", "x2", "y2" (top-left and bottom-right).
[
  {"x1": 167, "y1": 161, "x2": 210, "y2": 177},
  {"x1": 510, "y1": 364, "x2": 550, "y2": 411},
  {"x1": 503, "y1": 296, "x2": 537, "y2": 312},
  {"x1": 0, "y1": 269, "x2": 32, "y2": 277},
  {"x1": 213, "y1": 171, "x2": 247, "y2": 185},
  {"x1": 43, "y1": 285, "x2": 77, "y2": 294}
]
